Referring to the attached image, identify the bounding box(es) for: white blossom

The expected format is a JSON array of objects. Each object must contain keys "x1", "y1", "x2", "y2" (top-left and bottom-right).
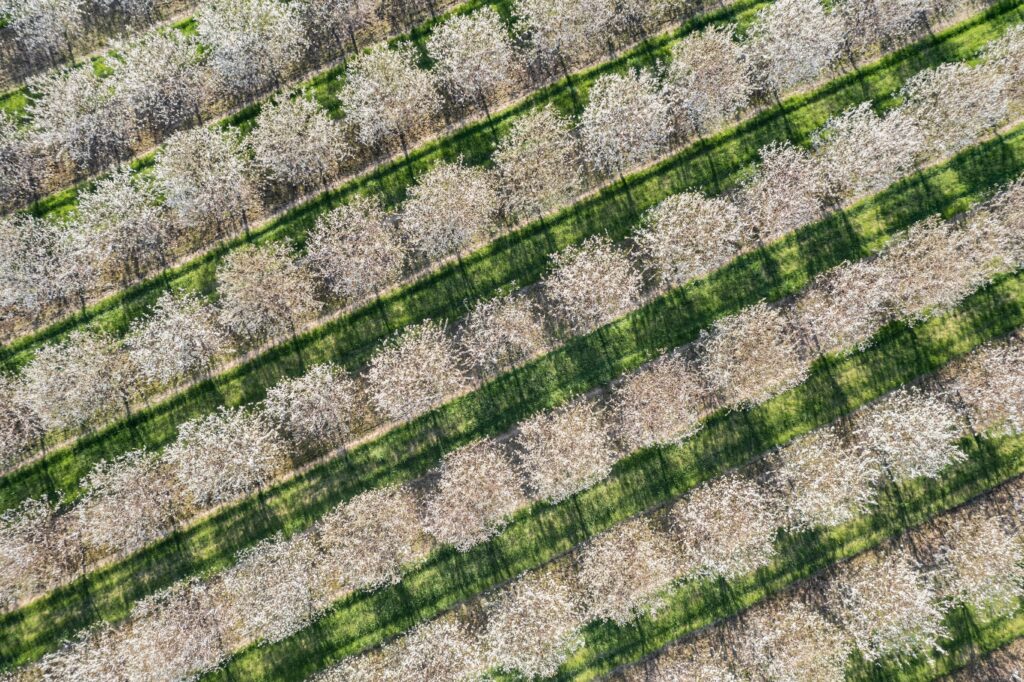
[
  {"x1": 493, "y1": 105, "x2": 583, "y2": 220},
  {"x1": 304, "y1": 195, "x2": 406, "y2": 303},
  {"x1": 577, "y1": 517, "x2": 677, "y2": 624},
  {"x1": 262, "y1": 363, "x2": 357, "y2": 449},
  {"x1": 483, "y1": 570, "x2": 584, "y2": 679},
  {"x1": 400, "y1": 160, "x2": 499, "y2": 261},
  {"x1": 515, "y1": 398, "x2": 619, "y2": 503},
  {"x1": 853, "y1": 387, "x2": 965, "y2": 482},
  {"x1": 216, "y1": 241, "x2": 321, "y2": 343},
  {"x1": 423, "y1": 439, "x2": 525, "y2": 551},
  {"x1": 543, "y1": 236, "x2": 641, "y2": 335},
  {"x1": 671, "y1": 475, "x2": 781, "y2": 579},
  {"x1": 580, "y1": 69, "x2": 671, "y2": 176},
  {"x1": 126, "y1": 291, "x2": 231, "y2": 386},
  {"x1": 163, "y1": 406, "x2": 291, "y2": 507},
  {"x1": 662, "y1": 24, "x2": 750, "y2": 136},
  {"x1": 340, "y1": 42, "x2": 440, "y2": 151},
  {"x1": 365, "y1": 319, "x2": 467, "y2": 421},
  {"x1": 636, "y1": 190, "x2": 745, "y2": 288}
]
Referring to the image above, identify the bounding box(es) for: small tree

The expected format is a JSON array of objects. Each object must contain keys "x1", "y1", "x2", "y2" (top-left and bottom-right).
[
  {"x1": 340, "y1": 42, "x2": 440, "y2": 153},
  {"x1": 365, "y1": 319, "x2": 467, "y2": 422},
  {"x1": 297, "y1": 0, "x2": 377, "y2": 53},
  {"x1": 0, "y1": 496, "x2": 78, "y2": 609},
  {"x1": 126, "y1": 291, "x2": 230, "y2": 387},
  {"x1": 671, "y1": 475, "x2": 781, "y2": 579},
  {"x1": 27, "y1": 66, "x2": 134, "y2": 172},
  {"x1": 982, "y1": 24, "x2": 1023, "y2": 107},
  {"x1": 792, "y1": 258, "x2": 895, "y2": 354},
  {"x1": 879, "y1": 216, "x2": 989, "y2": 322},
  {"x1": 72, "y1": 169, "x2": 171, "y2": 285},
  {"x1": 400, "y1": 160, "x2": 499, "y2": 261},
  {"x1": 936, "y1": 513, "x2": 1024, "y2": 619},
  {"x1": 262, "y1": 364, "x2": 357, "y2": 450},
  {"x1": 515, "y1": 398, "x2": 619, "y2": 503},
  {"x1": 512, "y1": 0, "x2": 618, "y2": 69},
  {"x1": 75, "y1": 449, "x2": 180, "y2": 557},
  {"x1": 315, "y1": 484, "x2": 425, "y2": 592},
  {"x1": 662, "y1": 24, "x2": 751, "y2": 137},
  {"x1": 196, "y1": 0, "x2": 308, "y2": 98},
  {"x1": 423, "y1": 440, "x2": 525, "y2": 551},
  {"x1": 216, "y1": 241, "x2": 321, "y2": 343},
  {"x1": 110, "y1": 579, "x2": 226, "y2": 680},
  {"x1": 459, "y1": 292, "x2": 550, "y2": 375},
  {"x1": 154, "y1": 127, "x2": 257, "y2": 241},
  {"x1": 0, "y1": 374, "x2": 42, "y2": 470},
  {"x1": 636, "y1": 191, "x2": 745, "y2": 288},
  {"x1": 609, "y1": 352, "x2": 708, "y2": 451},
  {"x1": 543, "y1": 236, "x2": 641, "y2": 335},
  {"x1": 427, "y1": 7, "x2": 519, "y2": 115},
  {"x1": 248, "y1": 96, "x2": 349, "y2": 190},
  {"x1": 853, "y1": 387, "x2": 965, "y2": 482},
  {"x1": 738, "y1": 141, "x2": 828, "y2": 244},
  {"x1": 163, "y1": 406, "x2": 291, "y2": 508},
  {"x1": 836, "y1": 0, "x2": 933, "y2": 60},
  {"x1": 109, "y1": 29, "x2": 205, "y2": 135},
  {"x1": 898, "y1": 61, "x2": 1008, "y2": 159},
  {"x1": 0, "y1": 113, "x2": 38, "y2": 210},
  {"x1": 697, "y1": 302, "x2": 809, "y2": 407},
  {"x1": 577, "y1": 517, "x2": 677, "y2": 624},
  {"x1": 746, "y1": 0, "x2": 843, "y2": 97},
  {"x1": 304, "y1": 196, "x2": 406, "y2": 304},
  {"x1": 813, "y1": 103, "x2": 923, "y2": 201},
  {"x1": 0, "y1": 214, "x2": 66, "y2": 323},
  {"x1": 946, "y1": 338, "x2": 1024, "y2": 435},
  {"x1": 493, "y1": 105, "x2": 583, "y2": 220},
  {"x1": 214, "y1": 533, "x2": 323, "y2": 646},
  {"x1": 0, "y1": 0, "x2": 85, "y2": 67},
  {"x1": 387, "y1": 616, "x2": 488, "y2": 681},
  {"x1": 829, "y1": 551, "x2": 949, "y2": 663},
  {"x1": 483, "y1": 570, "x2": 584, "y2": 679},
  {"x1": 580, "y1": 69, "x2": 671, "y2": 177},
  {"x1": 772, "y1": 425, "x2": 882, "y2": 529},
  {"x1": 17, "y1": 330, "x2": 139, "y2": 431},
  {"x1": 740, "y1": 600, "x2": 852, "y2": 682}
]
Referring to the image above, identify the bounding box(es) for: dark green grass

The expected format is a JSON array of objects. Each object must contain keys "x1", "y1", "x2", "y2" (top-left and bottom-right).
[
  {"x1": 2, "y1": 2, "x2": 1019, "y2": 519},
  {"x1": 2, "y1": 107, "x2": 1022, "y2": 671},
  {"x1": 199, "y1": 269, "x2": 1024, "y2": 681}
]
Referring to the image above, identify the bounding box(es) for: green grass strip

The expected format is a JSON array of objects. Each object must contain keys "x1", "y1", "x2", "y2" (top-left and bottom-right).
[
  {"x1": 2, "y1": 1, "x2": 1018, "y2": 515},
  {"x1": 0, "y1": 0, "x2": 768, "y2": 369},
  {"x1": 3, "y1": 108, "x2": 1022, "y2": 671},
  {"x1": 547, "y1": 438, "x2": 1024, "y2": 682},
  {"x1": 200, "y1": 267, "x2": 1024, "y2": 681}
]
